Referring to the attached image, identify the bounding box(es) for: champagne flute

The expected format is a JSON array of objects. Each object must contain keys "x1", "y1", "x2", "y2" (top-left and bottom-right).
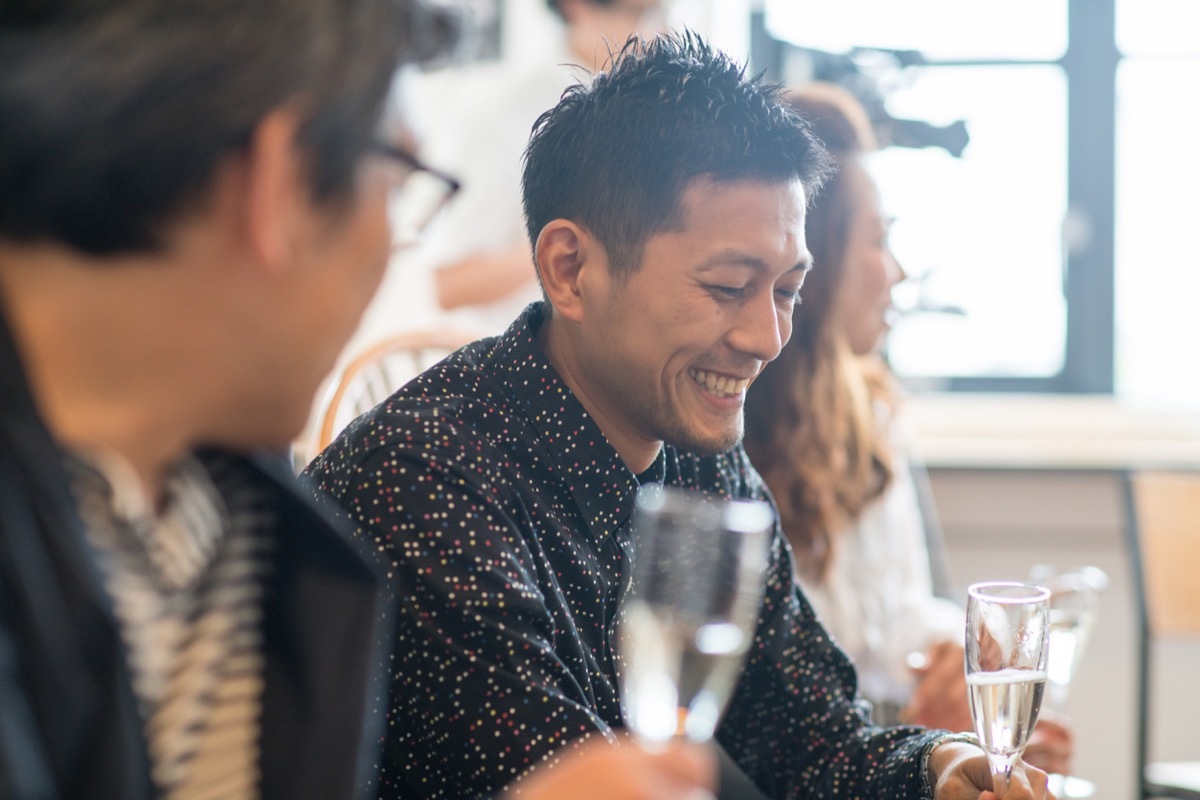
[
  {"x1": 1027, "y1": 565, "x2": 1107, "y2": 799},
  {"x1": 1027, "y1": 564, "x2": 1108, "y2": 710},
  {"x1": 965, "y1": 581, "x2": 1051, "y2": 796},
  {"x1": 618, "y1": 484, "x2": 773, "y2": 745}
]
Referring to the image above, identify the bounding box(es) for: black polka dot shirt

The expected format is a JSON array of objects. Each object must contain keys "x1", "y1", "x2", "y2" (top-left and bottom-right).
[{"x1": 304, "y1": 303, "x2": 950, "y2": 800}]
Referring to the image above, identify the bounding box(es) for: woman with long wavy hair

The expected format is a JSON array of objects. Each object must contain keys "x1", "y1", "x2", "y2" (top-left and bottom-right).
[{"x1": 744, "y1": 82, "x2": 1073, "y2": 773}]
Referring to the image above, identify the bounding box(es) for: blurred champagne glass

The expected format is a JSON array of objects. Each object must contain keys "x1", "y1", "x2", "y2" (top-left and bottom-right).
[
  {"x1": 1027, "y1": 564, "x2": 1108, "y2": 799},
  {"x1": 1027, "y1": 564, "x2": 1108, "y2": 710},
  {"x1": 618, "y1": 484, "x2": 773, "y2": 745}
]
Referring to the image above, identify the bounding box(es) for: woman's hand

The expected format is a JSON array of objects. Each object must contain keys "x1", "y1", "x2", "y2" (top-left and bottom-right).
[
  {"x1": 1023, "y1": 710, "x2": 1075, "y2": 777},
  {"x1": 906, "y1": 640, "x2": 973, "y2": 732}
]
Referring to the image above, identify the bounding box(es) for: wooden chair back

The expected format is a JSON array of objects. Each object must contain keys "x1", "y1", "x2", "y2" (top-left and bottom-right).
[{"x1": 295, "y1": 328, "x2": 473, "y2": 467}]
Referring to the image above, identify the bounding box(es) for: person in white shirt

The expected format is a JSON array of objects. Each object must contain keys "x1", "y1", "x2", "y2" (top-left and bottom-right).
[
  {"x1": 742, "y1": 82, "x2": 1074, "y2": 775},
  {"x1": 424, "y1": 0, "x2": 671, "y2": 336}
]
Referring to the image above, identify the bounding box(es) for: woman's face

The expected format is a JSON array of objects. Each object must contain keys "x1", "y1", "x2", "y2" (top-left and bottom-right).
[{"x1": 831, "y1": 161, "x2": 906, "y2": 355}]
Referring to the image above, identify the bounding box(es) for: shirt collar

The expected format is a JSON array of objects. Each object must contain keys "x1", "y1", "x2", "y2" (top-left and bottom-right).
[
  {"x1": 66, "y1": 449, "x2": 230, "y2": 591},
  {"x1": 492, "y1": 302, "x2": 655, "y2": 543}
]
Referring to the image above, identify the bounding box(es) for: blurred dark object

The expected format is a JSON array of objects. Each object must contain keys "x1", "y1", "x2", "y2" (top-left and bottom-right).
[
  {"x1": 886, "y1": 116, "x2": 969, "y2": 159},
  {"x1": 747, "y1": 14, "x2": 970, "y2": 160},
  {"x1": 895, "y1": 270, "x2": 967, "y2": 318},
  {"x1": 795, "y1": 46, "x2": 969, "y2": 158},
  {"x1": 422, "y1": 0, "x2": 502, "y2": 66}
]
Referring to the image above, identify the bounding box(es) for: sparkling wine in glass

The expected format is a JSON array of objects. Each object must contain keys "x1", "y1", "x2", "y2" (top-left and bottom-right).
[
  {"x1": 618, "y1": 484, "x2": 773, "y2": 745},
  {"x1": 965, "y1": 581, "x2": 1051, "y2": 796}
]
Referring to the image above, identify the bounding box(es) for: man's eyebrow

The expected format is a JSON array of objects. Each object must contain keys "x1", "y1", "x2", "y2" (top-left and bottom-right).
[{"x1": 694, "y1": 249, "x2": 812, "y2": 273}]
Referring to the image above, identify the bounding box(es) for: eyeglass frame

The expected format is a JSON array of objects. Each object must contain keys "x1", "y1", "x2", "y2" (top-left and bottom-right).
[{"x1": 368, "y1": 139, "x2": 462, "y2": 246}]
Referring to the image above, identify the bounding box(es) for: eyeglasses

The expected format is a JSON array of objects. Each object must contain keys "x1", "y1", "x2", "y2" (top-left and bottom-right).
[{"x1": 369, "y1": 140, "x2": 461, "y2": 247}]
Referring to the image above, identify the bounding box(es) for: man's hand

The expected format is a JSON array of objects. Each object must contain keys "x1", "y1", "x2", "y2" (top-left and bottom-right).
[
  {"x1": 503, "y1": 737, "x2": 717, "y2": 800},
  {"x1": 928, "y1": 740, "x2": 1056, "y2": 800}
]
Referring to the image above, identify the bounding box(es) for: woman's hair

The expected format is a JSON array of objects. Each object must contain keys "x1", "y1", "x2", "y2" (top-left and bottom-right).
[{"x1": 743, "y1": 82, "x2": 896, "y2": 583}]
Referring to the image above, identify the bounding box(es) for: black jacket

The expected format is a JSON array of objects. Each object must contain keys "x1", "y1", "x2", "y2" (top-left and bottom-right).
[{"x1": 0, "y1": 308, "x2": 390, "y2": 800}]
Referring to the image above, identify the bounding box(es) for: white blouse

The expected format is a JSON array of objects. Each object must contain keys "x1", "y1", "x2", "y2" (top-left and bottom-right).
[{"x1": 796, "y1": 445, "x2": 965, "y2": 710}]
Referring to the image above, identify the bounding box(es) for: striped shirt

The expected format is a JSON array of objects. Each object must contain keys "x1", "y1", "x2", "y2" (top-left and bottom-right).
[{"x1": 68, "y1": 450, "x2": 274, "y2": 800}]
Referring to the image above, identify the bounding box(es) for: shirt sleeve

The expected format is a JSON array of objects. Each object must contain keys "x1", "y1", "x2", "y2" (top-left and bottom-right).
[
  {"x1": 0, "y1": 606, "x2": 56, "y2": 798},
  {"x1": 715, "y1": 530, "x2": 950, "y2": 800},
  {"x1": 708, "y1": 448, "x2": 951, "y2": 800},
  {"x1": 305, "y1": 438, "x2": 618, "y2": 800}
]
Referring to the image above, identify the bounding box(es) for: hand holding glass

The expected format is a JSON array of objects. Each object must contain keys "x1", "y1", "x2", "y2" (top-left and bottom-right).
[
  {"x1": 965, "y1": 581, "x2": 1051, "y2": 796},
  {"x1": 618, "y1": 484, "x2": 773, "y2": 745}
]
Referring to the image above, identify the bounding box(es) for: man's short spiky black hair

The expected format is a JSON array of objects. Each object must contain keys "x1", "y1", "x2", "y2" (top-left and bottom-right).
[{"x1": 522, "y1": 31, "x2": 832, "y2": 275}]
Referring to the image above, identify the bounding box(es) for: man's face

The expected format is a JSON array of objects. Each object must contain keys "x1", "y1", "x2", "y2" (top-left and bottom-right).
[
  {"x1": 250, "y1": 142, "x2": 398, "y2": 446},
  {"x1": 574, "y1": 176, "x2": 809, "y2": 456}
]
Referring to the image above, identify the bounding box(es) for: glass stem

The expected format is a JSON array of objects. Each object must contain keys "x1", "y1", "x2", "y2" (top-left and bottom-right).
[{"x1": 988, "y1": 752, "x2": 1014, "y2": 796}]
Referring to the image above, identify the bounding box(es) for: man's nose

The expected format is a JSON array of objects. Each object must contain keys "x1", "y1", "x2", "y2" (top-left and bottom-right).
[{"x1": 728, "y1": 292, "x2": 788, "y2": 363}]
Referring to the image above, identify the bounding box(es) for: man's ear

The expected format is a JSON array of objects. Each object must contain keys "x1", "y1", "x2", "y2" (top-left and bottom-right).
[
  {"x1": 535, "y1": 219, "x2": 595, "y2": 324},
  {"x1": 241, "y1": 107, "x2": 309, "y2": 270}
]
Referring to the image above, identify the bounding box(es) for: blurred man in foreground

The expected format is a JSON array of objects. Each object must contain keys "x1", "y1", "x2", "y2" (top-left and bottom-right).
[{"x1": 0, "y1": 3, "x2": 713, "y2": 799}]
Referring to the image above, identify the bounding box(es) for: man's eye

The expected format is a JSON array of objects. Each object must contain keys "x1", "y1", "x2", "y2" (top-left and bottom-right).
[
  {"x1": 709, "y1": 285, "x2": 746, "y2": 299},
  {"x1": 776, "y1": 287, "x2": 803, "y2": 304}
]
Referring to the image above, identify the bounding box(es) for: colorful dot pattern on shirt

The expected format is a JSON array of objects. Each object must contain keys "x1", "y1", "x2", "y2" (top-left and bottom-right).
[{"x1": 304, "y1": 303, "x2": 949, "y2": 800}]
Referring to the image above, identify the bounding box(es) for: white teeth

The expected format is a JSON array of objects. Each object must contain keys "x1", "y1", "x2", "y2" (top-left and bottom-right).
[{"x1": 690, "y1": 369, "x2": 750, "y2": 398}]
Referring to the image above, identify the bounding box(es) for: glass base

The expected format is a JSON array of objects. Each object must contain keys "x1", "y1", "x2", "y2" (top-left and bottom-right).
[{"x1": 1048, "y1": 773, "x2": 1097, "y2": 798}]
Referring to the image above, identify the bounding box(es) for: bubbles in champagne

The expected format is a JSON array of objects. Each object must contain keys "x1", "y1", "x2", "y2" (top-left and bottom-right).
[{"x1": 967, "y1": 669, "x2": 1047, "y2": 757}]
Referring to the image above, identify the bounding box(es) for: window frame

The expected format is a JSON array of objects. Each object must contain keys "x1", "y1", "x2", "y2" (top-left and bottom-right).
[{"x1": 750, "y1": 0, "x2": 1118, "y2": 393}]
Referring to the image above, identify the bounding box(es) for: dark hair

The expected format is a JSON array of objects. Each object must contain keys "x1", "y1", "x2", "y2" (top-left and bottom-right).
[
  {"x1": 521, "y1": 31, "x2": 832, "y2": 274},
  {"x1": 0, "y1": 0, "x2": 456, "y2": 255}
]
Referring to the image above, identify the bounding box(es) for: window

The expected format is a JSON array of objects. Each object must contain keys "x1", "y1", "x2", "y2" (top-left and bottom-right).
[
  {"x1": 873, "y1": 65, "x2": 1067, "y2": 382},
  {"x1": 754, "y1": 0, "x2": 1200, "y2": 405},
  {"x1": 763, "y1": 0, "x2": 1066, "y2": 60},
  {"x1": 1114, "y1": 0, "x2": 1200, "y2": 406}
]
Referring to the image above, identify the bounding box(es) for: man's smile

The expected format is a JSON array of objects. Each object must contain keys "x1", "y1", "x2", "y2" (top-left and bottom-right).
[{"x1": 689, "y1": 368, "x2": 752, "y2": 399}]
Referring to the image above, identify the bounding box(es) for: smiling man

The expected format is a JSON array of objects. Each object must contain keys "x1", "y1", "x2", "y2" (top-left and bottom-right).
[
  {"x1": 304, "y1": 33, "x2": 1050, "y2": 800},
  {"x1": 535, "y1": 172, "x2": 809, "y2": 469}
]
